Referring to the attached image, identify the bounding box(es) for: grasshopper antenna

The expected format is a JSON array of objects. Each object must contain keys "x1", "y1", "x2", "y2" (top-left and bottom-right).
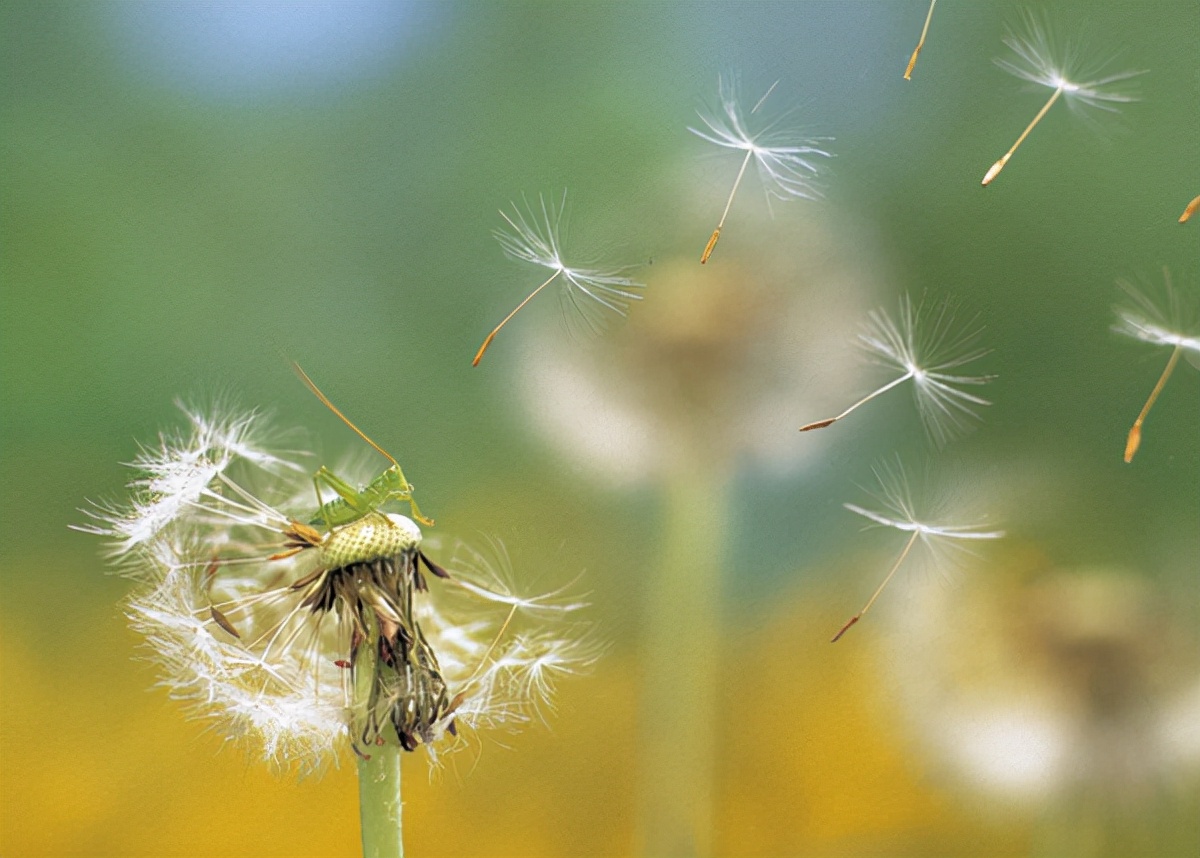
[{"x1": 291, "y1": 362, "x2": 399, "y2": 468}]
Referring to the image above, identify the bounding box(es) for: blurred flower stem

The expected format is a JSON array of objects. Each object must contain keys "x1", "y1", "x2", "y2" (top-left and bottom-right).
[
  {"x1": 638, "y1": 458, "x2": 730, "y2": 858},
  {"x1": 358, "y1": 744, "x2": 404, "y2": 858},
  {"x1": 516, "y1": 226, "x2": 878, "y2": 856}
]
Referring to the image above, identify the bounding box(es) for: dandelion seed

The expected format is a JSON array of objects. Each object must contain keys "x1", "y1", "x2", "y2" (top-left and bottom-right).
[
  {"x1": 799, "y1": 294, "x2": 994, "y2": 445},
  {"x1": 982, "y1": 13, "x2": 1145, "y2": 186},
  {"x1": 904, "y1": 0, "x2": 938, "y2": 81},
  {"x1": 832, "y1": 459, "x2": 1003, "y2": 642},
  {"x1": 82, "y1": 403, "x2": 593, "y2": 771},
  {"x1": 1113, "y1": 272, "x2": 1200, "y2": 462},
  {"x1": 689, "y1": 75, "x2": 832, "y2": 263},
  {"x1": 1180, "y1": 195, "x2": 1200, "y2": 224},
  {"x1": 473, "y1": 191, "x2": 643, "y2": 366}
]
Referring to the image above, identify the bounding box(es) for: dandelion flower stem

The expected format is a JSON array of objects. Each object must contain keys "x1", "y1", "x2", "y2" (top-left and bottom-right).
[
  {"x1": 358, "y1": 743, "x2": 404, "y2": 858},
  {"x1": 832, "y1": 529, "x2": 919, "y2": 642},
  {"x1": 1125, "y1": 343, "x2": 1182, "y2": 463},
  {"x1": 473, "y1": 269, "x2": 563, "y2": 365},
  {"x1": 983, "y1": 84, "x2": 1063, "y2": 186},
  {"x1": 904, "y1": 0, "x2": 938, "y2": 81},
  {"x1": 701, "y1": 149, "x2": 754, "y2": 264},
  {"x1": 637, "y1": 461, "x2": 728, "y2": 856},
  {"x1": 1180, "y1": 195, "x2": 1200, "y2": 224},
  {"x1": 799, "y1": 371, "x2": 913, "y2": 432}
]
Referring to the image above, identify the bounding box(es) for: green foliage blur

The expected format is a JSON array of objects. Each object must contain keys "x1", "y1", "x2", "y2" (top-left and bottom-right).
[{"x1": 2, "y1": 2, "x2": 1197, "y2": 856}]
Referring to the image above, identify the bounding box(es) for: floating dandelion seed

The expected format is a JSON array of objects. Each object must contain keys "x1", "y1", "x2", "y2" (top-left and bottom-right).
[
  {"x1": 1113, "y1": 272, "x2": 1200, "y2": 462},
  {"x1": 690, "y1": 75, "x2": 832, "y2": 263},
  {"x1": 832, "y1": 459, "x2": 1004, "y2": 642},
  {"x1": 80, "y1": 402, "x2": 592, "y2": 770},
  {"x1": 799, "y1": 294, "x2": 994, "y2": 445},
  {"x1": 1180, "y1": 195, "x2": 1200, "y2": 224},
  {"x1": 473, "y1": 191, "x2": 644, "y2": 366},
  {"x1": 982, "y1": 13, "x2": 1145, "y2": 186},
  {"x1": 904, "y1": 0, "x2": 938, "y2": 80}
]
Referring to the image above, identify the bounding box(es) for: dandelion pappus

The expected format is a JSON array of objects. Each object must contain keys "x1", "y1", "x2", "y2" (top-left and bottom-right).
[
  {"x1": 690, "y1": 75, "x2": 832, "y2": 264},
  {"x1": 981, "y1": 11, "x2": 1144, "y2": 186}
]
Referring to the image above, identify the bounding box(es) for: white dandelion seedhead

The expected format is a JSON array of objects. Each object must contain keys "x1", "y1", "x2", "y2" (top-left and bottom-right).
[
  {"x1": 995, "y1": 12, "x2": 1144, "y2": 113},
  {"x1": 690, "y1": 75, "x2": 832, "y2": 205},
  {"x1": 832, "y1": 458, "x2": 1003, "y2": 642},
  {"x1": 474, "y1": 192, "x2": 644, "y2": 365},
  {"x1": 800, "y1": 294, "x2": 994, "y2": 446},
  {"x1": 86, "y1": 405, "x2": 593, "y2": 771}
]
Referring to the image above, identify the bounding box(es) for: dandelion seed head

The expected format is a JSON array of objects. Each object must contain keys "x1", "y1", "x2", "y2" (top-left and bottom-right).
[
  {"x1": 494, "y1": 191, "x2": 644, "y2": 337},
  {"x1": 859, "y1": 295, "x2": 994, "y2": 446},
  {"x1": 689, "y1": 74, "x2": 832, "y2": 205},
  {"x1": 995, "y1": 12, "x2": 1145, "y2": 112},
  {"x1": 89, "y1": 405, "x2": 591, "y2": 772}
]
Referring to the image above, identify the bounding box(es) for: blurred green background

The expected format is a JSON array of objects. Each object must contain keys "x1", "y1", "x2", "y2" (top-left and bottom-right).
[{"x1": 2, "y1": 2, "x2": 1198, "y2": 856}]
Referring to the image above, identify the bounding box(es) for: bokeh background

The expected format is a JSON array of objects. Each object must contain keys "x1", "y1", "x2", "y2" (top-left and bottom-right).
[{"x1": 2, "y1": 2, "x2": 1198, "y2": 856}]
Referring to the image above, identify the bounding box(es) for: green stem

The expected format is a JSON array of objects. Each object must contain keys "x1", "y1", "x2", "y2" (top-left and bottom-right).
[
  {"x1": 354, "y1": 609, "x2": 404, "y2": 858},
  {"x1": 357, "y1": 743, "x2": 404, "y2": 858},
  {"x1": 636, "y1": 461, "x2": 730, "y2": 858}
]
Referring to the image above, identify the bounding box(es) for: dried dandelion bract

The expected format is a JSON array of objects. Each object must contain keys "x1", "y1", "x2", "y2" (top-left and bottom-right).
[
  {"x1": 83, "y1": 403, "x2": 592, "y2": 771},
  {"x1": 832, "y1": 459, "x2": 1004, "y2": 642},
  {"x1": 1114, "y1": 272, "x2": 1200, "y2": 462},
  {"x1": 473, "y1": 191, "x2": 644, "y2": 365},
  {"x1": 689, "y1": 75, "x2": 832, "y2": 263},
  {"x1": 800, "y1": 294, "x2": 993, "y2": 445},
  {"x1": 983, "y1": 12, "x2": 1145, "y2": 185}
]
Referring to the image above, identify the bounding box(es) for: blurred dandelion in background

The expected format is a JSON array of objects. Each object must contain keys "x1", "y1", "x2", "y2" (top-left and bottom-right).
[
  {"x1": 982, "y1": 11, "x2": 1145, "y2": 185},
  {"x1": 690, "y1": 75, "x2": 832, "y2": 263},
  {"x1": 831, "y1": 457, "x2": 1003, "y2": 642},
  {"x1": 888, "y1": 553, "x2": 1200, "y2": 857},
  {"x1": 473, "y1": 191, "x2": 645, "y2": 366},
  {"x1": 1113, "y1": 271, "x2": 1200, "y2": 462},
  {"x1": 78, "y1": 401, "x2": 591, "y2": 854},
  {"x1": 799, "y1": 294, "x2": 994, "y2": 446},
  {"x1": 517, "y1": 202, "x2": 882, "y2": 855}
]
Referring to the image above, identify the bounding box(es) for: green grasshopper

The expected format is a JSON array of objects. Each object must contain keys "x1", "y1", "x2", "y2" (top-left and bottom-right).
[{"x1": 292, "y1": 362, "x2": 433, "y2": 529}]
